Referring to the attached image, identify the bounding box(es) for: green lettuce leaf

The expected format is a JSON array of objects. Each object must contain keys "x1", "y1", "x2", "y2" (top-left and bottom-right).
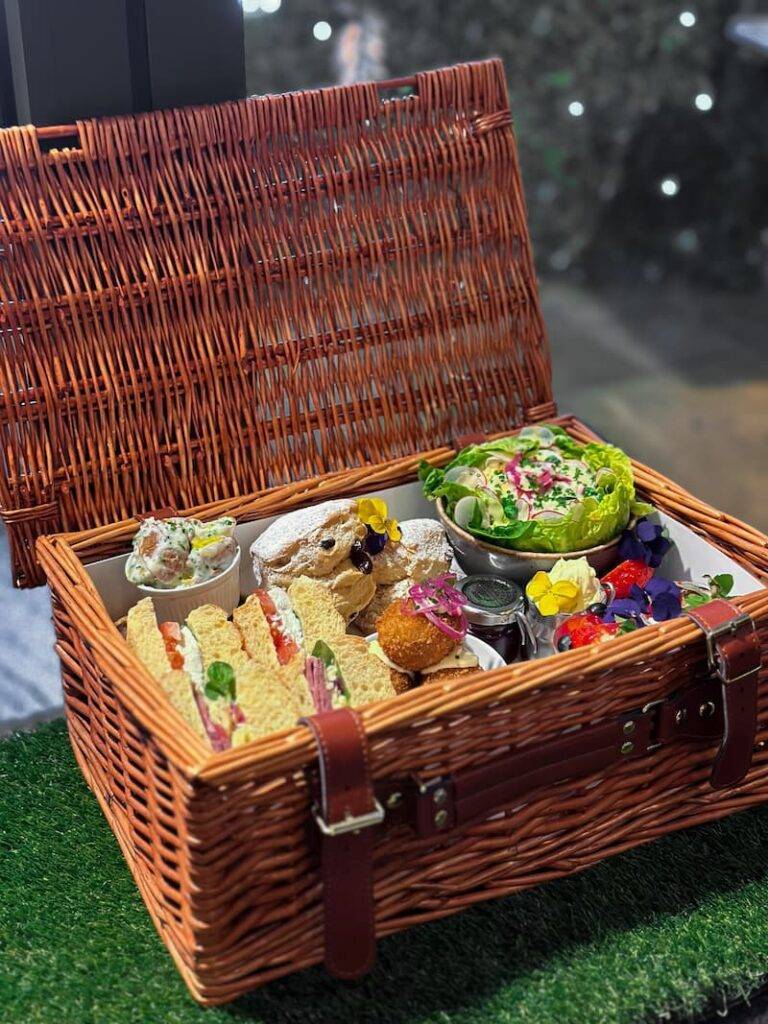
[{"x1": 421, "y1": 426, "x2": 642, "y2": 554}]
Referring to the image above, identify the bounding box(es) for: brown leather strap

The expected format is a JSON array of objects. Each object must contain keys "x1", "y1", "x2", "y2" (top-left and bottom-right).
[
  {"x1": 374, "y1": 670, "x2": 751, "y2": 838},
  {"x1": 687, "y1": 599, "x2": 761, "y2": 789},
  {"x1": 301, "y1": 708, "x2": 380, "y2": 980}
]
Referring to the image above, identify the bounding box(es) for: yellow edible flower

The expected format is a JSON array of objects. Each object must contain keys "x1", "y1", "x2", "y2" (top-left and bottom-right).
[
  {"x1": 357, "y1": 497, "x2": 401, "y2": 541},
  {"x1": 526, "y1": 571, "x2": 580, "y2": 617}
]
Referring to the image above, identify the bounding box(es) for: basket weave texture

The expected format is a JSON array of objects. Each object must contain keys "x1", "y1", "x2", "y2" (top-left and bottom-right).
[
  {"x1": 0, "y1": 58, "x2": 553, "y2": 587},
  {"x1": 36, "y1": 416, "x2": 768, "y2": 1004},
  {"x1": 3, "y1": 58, "x2": 767, "y2": 1004}
]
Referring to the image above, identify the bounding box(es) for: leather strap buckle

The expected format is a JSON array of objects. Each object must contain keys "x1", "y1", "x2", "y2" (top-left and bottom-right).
[
  {"x1": 312, "y1": 798, "x2": 384, "y2": 837},
  {"x1": 687, "y1": 599, "x2": 761, "y2": 789},
  {"x1": 301, "y1": 708, "x2": 379, "y2": 980},
  {"x1": 698, "y1": 611, "x2": 755, "y2": 683}
]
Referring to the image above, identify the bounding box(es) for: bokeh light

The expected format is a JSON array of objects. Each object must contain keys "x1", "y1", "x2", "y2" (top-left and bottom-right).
[{"x1": 313, "y1": 20, "x2": 332, "y2": 41}]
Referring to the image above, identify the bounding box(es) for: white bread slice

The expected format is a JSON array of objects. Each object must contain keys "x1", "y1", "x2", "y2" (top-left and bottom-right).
[
  {"x1": 126, "y1": 597, "x2": 171, "y2": 681},
  {"x1": 158, "y1": 669, "x2": 207, "y2": 743},
  {"x1": 235, "y1": 659, "x2": 300, "y2": 737},
  {"x1": 288, "y1": 576, "x2": 346, "y2": 650},
  {"x1": 232, "y1": 595, "x2": 280, "y2": 672},
  {"x1": 186, "y1": 604, "x2": 245, "y2": 668},
  {"x1": 328, "y1": 635, "x2": 397, "y2": 708}
]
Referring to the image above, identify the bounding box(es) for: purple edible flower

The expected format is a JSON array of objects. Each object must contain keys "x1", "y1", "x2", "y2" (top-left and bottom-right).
[
  {"x1": 603, "y1": 596, "x2": 645, "y2": 627},
  {"x1": 638, "y1": 577, "x2": 682, "y2": 621},
  {"x1": 618, "y1": 517, "x2": 672, "y2": 568},
  {"x1": 604, "y1": 575, "x2": 682, "y2": 626}
]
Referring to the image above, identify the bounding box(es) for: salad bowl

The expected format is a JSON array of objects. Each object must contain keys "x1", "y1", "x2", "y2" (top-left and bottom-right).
[{"x1": 437, "y1": 498, "x2": 630, "y2": 582}]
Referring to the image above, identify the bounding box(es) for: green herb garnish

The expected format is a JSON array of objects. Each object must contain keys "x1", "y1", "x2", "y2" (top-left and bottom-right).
[{"x1": 205, "y1": 661, "x2": 236, "y2": 702}]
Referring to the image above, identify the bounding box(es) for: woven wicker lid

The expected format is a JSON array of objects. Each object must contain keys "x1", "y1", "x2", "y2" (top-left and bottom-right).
[{"x1": 0, "y1": 58, "x2": 553, "y2": 585}]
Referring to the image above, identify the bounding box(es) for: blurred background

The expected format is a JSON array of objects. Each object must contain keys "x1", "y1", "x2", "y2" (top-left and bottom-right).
[{"x1": 241, "y1": 0, "x2": 768, "y2": 528}]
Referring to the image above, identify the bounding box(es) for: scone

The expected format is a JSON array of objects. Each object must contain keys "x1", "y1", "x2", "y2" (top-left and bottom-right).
[
  {"x1": 356, "y1": 520, "x2": 453, "y2": 633},
  {"x1": 251, "y1": 499, "x2": 372, "y2": 619},
  {"x1": 372, "y1": 518, "x2": 452, "y2": 585}
]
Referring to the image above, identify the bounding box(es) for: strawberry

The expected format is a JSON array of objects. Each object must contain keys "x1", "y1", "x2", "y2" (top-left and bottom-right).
[
  {"x1": 554, "y1": 613, "x2": 618, "y2": 651},
  {"x1": 601, "y1": 559, "x2": 654, "y2": 600}
]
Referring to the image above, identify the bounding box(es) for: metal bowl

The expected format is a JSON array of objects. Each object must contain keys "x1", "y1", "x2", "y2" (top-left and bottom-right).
[{"x1": 436, "y1": 498, "x2": 628, "y2": 583}]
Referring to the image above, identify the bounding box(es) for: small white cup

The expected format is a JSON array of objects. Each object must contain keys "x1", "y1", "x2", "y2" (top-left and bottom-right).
[{"x1": 135, "y1": 547, "x2": 241, "y2": 624}]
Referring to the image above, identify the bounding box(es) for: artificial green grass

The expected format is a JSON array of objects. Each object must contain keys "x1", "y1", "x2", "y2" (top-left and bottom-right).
[{"x1": 1, "y1": 722, "x2": 767, "y2": 1024}]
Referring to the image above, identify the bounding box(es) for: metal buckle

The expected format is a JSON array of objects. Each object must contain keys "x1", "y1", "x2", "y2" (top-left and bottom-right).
[
  {"x1": 312, "y1": 799, "x2": 385, "y2": 837},
  {"x1": 701, "y1": 613, "x2": 754, "y2": 682},
  {"x1": 641, "y1": 699, "x2": 664, "y2": 752}
]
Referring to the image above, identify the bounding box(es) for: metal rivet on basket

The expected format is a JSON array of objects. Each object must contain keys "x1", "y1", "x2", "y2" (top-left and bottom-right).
[
  {"x1": 699, "y1": 701, "x2": 716, "y2": 719},
  {"x1": 386, "y1": 791, "x2": 403, "y2": 810},
  {"x1": 623, "y1": 720, "x2": 635, "y2": 735},
  {"x1": 434, "y1": 809, "x2": 449, "y2": 828},
  {"x1": 675, "y1": 708, "x2": 688, "y2": 725},
  {"x1": 621, "y1": 741, "x2": 634, "y2": 755},
  {"x1": 433, "y1": 786, "x2": 448, "y2": 806}
]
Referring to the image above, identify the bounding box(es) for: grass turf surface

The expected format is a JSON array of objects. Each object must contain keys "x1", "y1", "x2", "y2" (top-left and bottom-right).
[{"x1": 1, "y1": 722, "x2": 768, "y2": 1024}]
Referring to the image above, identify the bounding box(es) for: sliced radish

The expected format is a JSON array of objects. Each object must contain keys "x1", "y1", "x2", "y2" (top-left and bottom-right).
[
  {"x1": 445, "y1": 465, "x2": 486, "y2": 488},
  {"x1": 519, "y1": 425, "x2": 556, "y2": 446},
  {"x1": 453, "y1": 495, "x2": 478, "y2": 529},
  {"x1": 484, "y1": 457, "x2": 508, "y2": 475},
  {"x1": 478, "y1": 487, "x2": 505, "y2": 525},
  {"x1": 515, "y1": 498, "x2": 531, "y2": 521}
]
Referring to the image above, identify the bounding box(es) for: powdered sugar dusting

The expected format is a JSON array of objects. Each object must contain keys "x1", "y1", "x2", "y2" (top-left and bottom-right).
[{"x1": 251, "y1": 499, "x2": 357, "y2": 563}]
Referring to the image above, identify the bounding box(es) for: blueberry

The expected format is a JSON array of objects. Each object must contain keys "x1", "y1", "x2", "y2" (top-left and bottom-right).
[
  {"x1": 587, "y1": 602, "x2": 607, "y2": 616},
  {"x1": 320, "y1": 537, "x2": 336, "y2": 550},
  {"x1": 556, "y1": 634, "x2": 573, "y2": 652}
]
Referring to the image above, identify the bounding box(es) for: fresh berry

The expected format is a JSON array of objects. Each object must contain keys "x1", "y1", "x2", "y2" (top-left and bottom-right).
[
  {"x1": 554, "y1": 612, "x2": 619, "y2": 651},
  {"x1": 601, "y1": 559, "x2": 654, "y2": 600},
  {"x1": 587, "y1": 602, "x2": 607, "y2": 616}
]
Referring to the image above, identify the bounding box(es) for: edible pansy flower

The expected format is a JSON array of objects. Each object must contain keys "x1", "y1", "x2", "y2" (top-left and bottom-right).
[
  {"x1": 603, "y1": 575, "x2": 682, "y2": 627},
  {"x1": 618, "y1": 517, "x2": 672, "y2": 568},
  {"x1": 357, "y1": 497, "x2": 401, "y2": 546},
  {"x1": 635, "y1": 577, "x2": 682, "y2": 621},
  {"x1": 526, "y1": 571, "x2": 580, "y2": 617},
  {"x1": 602, "y1": 597, "x2": 646, "y2": 629}
]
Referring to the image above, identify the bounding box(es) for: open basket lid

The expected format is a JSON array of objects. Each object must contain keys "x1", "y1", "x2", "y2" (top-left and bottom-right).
[{"x1": 0, "y1": 58, "x2": 554, "y2": 586}]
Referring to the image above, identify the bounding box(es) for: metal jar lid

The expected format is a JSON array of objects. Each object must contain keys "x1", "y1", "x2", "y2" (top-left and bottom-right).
[{"x1": 456, "y1": 575, "x2": 525, "y2": 627}]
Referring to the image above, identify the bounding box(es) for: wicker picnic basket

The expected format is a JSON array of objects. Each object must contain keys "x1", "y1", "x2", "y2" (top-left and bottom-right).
[{"x1": 1, "y1": 59, "x2": 767, "y2": 1004}]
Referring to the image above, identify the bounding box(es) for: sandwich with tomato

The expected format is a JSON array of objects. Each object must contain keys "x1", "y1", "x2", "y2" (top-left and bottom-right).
[{"x1": 126, "y1": 575, "x2": 407, "y2": 748}]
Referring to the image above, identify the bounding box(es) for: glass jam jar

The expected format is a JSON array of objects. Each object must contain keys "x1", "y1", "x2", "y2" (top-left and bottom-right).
[{"x1": 455, "y1": 575, "x2": 536, "y2": 663}]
